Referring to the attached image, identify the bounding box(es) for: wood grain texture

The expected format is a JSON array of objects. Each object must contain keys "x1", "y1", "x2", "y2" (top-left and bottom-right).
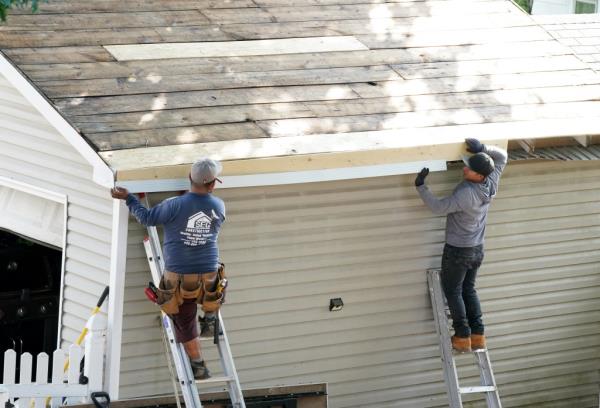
[{"x1": 0, "y1": 0, "x2": 598, "y2": 169}]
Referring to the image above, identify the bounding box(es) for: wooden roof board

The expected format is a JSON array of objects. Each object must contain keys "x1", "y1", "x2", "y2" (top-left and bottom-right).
[{"x1": 0, "y1": 0, "x2": 600, "y2": 178}]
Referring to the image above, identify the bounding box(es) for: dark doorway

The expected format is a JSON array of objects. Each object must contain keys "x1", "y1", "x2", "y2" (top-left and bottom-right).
[{"x1": 0, "y1": 230, "x2": 62, "y2": 381}]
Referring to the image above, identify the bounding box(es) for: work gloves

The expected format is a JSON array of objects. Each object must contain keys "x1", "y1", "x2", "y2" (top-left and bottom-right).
[
  {"x1": 415, "y1": 168, "x2": 429, "y2": 187},
  {"x1": 465, "y1": 138, "x2": 485, "y2": 153}
]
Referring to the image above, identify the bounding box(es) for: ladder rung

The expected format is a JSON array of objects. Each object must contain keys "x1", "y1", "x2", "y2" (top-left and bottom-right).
[
  {"x1": 199, "y1": 334, "x2": 223, "y2": 340},
  {"x1": 459, "y1": 386, "x2": 497, "y2": 394},
  {"x1": 196, "y1": 376, "x2": 234, "y2": 384}
]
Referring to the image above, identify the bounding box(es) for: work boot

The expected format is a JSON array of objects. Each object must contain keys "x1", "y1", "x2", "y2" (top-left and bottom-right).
[
  {"x1": 199, "y1": 314, "x2": 217, "y2": 338},
  {"x1": 190, "y1": 360, "x2": 211, "y2": 380},
  {"x1": 451, "y1": 336, "x2": 472, "y2": 353},
  {"x1": 471, "y1": 334, "x2": 486, "y2": 350}
]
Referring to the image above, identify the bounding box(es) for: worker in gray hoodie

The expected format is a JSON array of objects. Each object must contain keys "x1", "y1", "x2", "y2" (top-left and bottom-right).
[{"x1": 415, "y1": 138, "x2": 507, "y2": 353}]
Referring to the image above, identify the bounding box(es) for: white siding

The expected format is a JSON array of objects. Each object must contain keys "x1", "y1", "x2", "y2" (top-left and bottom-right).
[
  {"x1": 0, "y1": 74, "x2": 113, "y2": 347},
  {"x1": 120, "y1": 160, "x2": 600, "y2": 407},
  {"x1": 532, "y1": 0, "x2": 572, "y2": 14}
]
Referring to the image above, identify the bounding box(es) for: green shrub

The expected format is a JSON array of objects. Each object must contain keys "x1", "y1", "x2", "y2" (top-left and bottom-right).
[{"x1": 0, "y1": 0, "x2": 46, "y2": 22}]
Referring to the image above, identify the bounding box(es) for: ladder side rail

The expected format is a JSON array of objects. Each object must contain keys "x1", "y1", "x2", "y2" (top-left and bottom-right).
[
  {"x1": 143, "y1": 230, "x2": 203, "y2": 408},
  {"x1": 475, "y1": 351, "x2": 502, "y2": 408},
  {"x1": 427, "y1": 269, "x2": 463, "y2": 408},
  {"x1": 143, "y1": 237, "x2": 163, "y2": 286},
  {"x1": 215, "y1": 311, "x2": 246, "y2": 408}
]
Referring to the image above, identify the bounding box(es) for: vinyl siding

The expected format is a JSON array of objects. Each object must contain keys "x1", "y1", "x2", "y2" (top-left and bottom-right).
[
  {"x1": 531, "y1": 0, "x2": 572, "y2": 14},
  {"x1": 119, "y1": 159, "x2": 600, "y2": 407},
  {"x1": 0, "y1": 74, "x2": 113, "y2": 347}
]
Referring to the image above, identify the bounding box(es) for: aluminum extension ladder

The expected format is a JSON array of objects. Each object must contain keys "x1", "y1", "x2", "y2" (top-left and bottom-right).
[
  {"x1": 143, "y1": 222, "x2": 246, "y2": 408},
  {"x1": 427, "y1": 269, "x2": 502, "y2": 408}
]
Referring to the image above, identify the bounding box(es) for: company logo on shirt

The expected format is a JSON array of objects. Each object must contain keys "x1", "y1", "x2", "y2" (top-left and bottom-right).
[
  {"x1": 181, "y1": 211, "x2": 213, "y2": 246},
  {"x1": 186, "y1": 211, "x2": 211, "y2": 230}
]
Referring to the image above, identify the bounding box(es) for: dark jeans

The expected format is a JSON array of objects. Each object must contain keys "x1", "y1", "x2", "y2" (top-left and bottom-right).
[{"x1": 441, "y1": 243, "x2": 485, "y2": 338}]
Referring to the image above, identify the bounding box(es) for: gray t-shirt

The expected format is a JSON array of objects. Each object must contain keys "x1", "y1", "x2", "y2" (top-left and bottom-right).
[{"x1": 416, "y1": 145, "x2": 508, "y2": 247}]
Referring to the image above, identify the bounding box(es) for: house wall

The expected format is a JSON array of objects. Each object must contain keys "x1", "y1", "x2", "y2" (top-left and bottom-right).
[
  {"x1": 0, "y1": 73, "x2": 114, "y2": 347},
  {"x1": 532, "y1": 0, "x2": 572, "y2": 14},
  {"x1": 119, "y1": 159, "x2": 600, "y2": 407}
]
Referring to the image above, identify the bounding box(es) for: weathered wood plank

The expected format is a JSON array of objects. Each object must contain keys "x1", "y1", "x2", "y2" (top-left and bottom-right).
[
  {"x1": 256, "y1": 101, "x2": 600, "y2": 137},
  {"x1": 0, "y1": 12, "x2": 537, "y2": 47},
  {"x1": 392, "y1": 55, "x2": 587, "y2": 79},
  {"x1": 359, "y1": 25, "x2": 552, "y2": 48},
  {"x1": 3, "y1": 46, "x2": 114, "y2": 64},
  {"x1": 38, "y1": 65, "x2": 401, "y2": 97},
  {"x1": 0, "y1": 26, "x2": 233, "y2": 48},
  {"x1": 53, "y1": 82, "x2": 600, "y2": 119},
  {"x1": 86, "y1": 122, "x2": 268, "y2": 151},
  {"x1": 350, "y1": 70, "x2": 600, "y2": 98},
  {"x1": 73, "y1": 102, "x2": 315, "y2": 133},
  {"x1": 0, "y1": 11, "x2": 209, "y2": 31},
  {"x1": 22, "y1": 41, "x2": 569, "y2": 82},
  {"x1": 203, "y1": 1, "x2": 515, "y2": 24},
  {"x1": 214, "y1": 13, "x2": 535, "y2": 37},
  {"x1": 52, "y1": 69, "x2": 600, "y2": 118},
  {"x1": 104, "y1": 37, "x2": 368, "y2": 61},
  {"x1": 0, "y1": 16, "x2": 542, "y2": 49},
  {"x1": 7, "y1": 0, "x2": 255, "y2": 14},
  {"x1": 254, "y1": 0, "x2": 476, "y2": 4},
  {"x1": 72, "y1": 96, "x2": 598, "y2": 136},
  {"x1": 53, "y1": 84, "x2": 360, "y2": 116}
]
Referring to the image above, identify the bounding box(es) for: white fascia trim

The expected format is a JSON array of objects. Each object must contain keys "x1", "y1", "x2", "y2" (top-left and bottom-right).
[
  {"x1": 0, "y1": 175, "x2": 66, "y2": 203},
  {"x1": 105, "y1": 199, "x2": 129, "y2": 399},
  {"x1": 0, "y1": 52, "x2": 114, "y2": 188},
  {"x1": 118, "y1": 160, "x2": 448, "y2": 193}
]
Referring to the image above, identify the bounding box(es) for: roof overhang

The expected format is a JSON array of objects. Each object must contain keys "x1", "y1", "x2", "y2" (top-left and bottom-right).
[{"x1": 103, "y1": 117, "x2": 600, "y2": 192}]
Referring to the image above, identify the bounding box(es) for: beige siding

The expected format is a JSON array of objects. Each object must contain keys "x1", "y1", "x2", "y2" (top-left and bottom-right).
[
  {"x1": 0, "y1": 74, "x2": 113, "y2": 346},
  {"x1": 120, "y1": 160, "x2": 600, "y2": 407}
]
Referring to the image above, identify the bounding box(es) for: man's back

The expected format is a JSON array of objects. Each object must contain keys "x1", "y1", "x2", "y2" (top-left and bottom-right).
[
  {"x1": 125, "y1": 191, "x2": 226, "y2": 273},
  {"x1": 162, "y1": 192, "x2": 225, "y2": 274},
  {"x1": 416, "y1": 144, "x2": 508, "y2": 247},
  {"x1": 445, "y1": 145, "x2": 507, "y2": 247}
]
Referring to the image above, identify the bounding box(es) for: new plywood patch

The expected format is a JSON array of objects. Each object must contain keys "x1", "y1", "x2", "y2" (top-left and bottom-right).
[{"x1": 104, "y1": 36, "x2": 368, "y2": 60}]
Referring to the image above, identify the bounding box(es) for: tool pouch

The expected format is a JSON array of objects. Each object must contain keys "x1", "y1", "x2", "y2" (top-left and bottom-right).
[
  {"x1": 201, "y1": 288, "x2": 224, "y2": 313},
  {"x1": 179, "y1": 279, "x2": 202, "y2": 301},
  {"x1": 199, "y1": 263, "x2": 226, "y2": 312},
  {"x1": 156, "y1": 276, "x2": 182, "y2": 315}
]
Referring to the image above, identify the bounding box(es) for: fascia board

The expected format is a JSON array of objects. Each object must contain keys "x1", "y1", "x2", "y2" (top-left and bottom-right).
[{"x1": 117, "y1": 160, "x2": 448, "y2": 193}]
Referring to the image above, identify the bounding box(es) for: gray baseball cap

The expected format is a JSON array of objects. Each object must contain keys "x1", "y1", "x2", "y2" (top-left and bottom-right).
[{"x1": 190, "y1": 158, "x2": 222, "y2": 184}]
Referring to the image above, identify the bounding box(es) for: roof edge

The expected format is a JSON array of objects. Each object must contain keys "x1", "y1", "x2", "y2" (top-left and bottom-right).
[
  {"x1": 0, "y1": 51, "x2": 114, "y2": 188},
  {"x1": 117, "y1": 160, "x2": 449, "y2": 192}
]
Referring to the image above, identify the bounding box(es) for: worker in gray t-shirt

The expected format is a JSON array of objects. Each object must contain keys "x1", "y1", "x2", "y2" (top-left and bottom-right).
[{"x1": 415, "y1": 138, "x2": 507, "y2": 353}]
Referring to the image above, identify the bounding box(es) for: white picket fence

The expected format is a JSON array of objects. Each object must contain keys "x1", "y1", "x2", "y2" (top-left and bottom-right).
[{"x1": 0, "y1": 314, "x2": 107, "y2": 408}]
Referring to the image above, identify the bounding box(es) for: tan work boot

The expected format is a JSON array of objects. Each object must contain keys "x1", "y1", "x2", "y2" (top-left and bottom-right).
[
  {"x1": 451, "y1": 336, "x2": 472, "y2": 353},
  {"x1": 471, "y1": 334, "x2": 486, "y2": 350}
]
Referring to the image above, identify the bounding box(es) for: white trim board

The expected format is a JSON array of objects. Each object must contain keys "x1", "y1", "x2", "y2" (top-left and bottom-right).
[
  {"x1": 0, "y1": 175, "x2": 66, "y2": 204},
  {"x1": 117, "y1": 161, "x2": 448, "y2": 193},
  {"x1": 104, "y1": 36, "x2": 368, "y2": 60},
  {"x1": 0, "y1": 52, "x2": 114, "y2": 188},
  {"x1": 105, "y1": 199, "x2": 129, "y2": 399},
  {"x1": 101, "y1": 117, "x2": 600, "y2": 173}
]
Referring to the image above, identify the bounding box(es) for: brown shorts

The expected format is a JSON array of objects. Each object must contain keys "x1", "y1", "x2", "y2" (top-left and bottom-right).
[{"x1": 164, "y1": 271, "x2": 217, "y2": 343}]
